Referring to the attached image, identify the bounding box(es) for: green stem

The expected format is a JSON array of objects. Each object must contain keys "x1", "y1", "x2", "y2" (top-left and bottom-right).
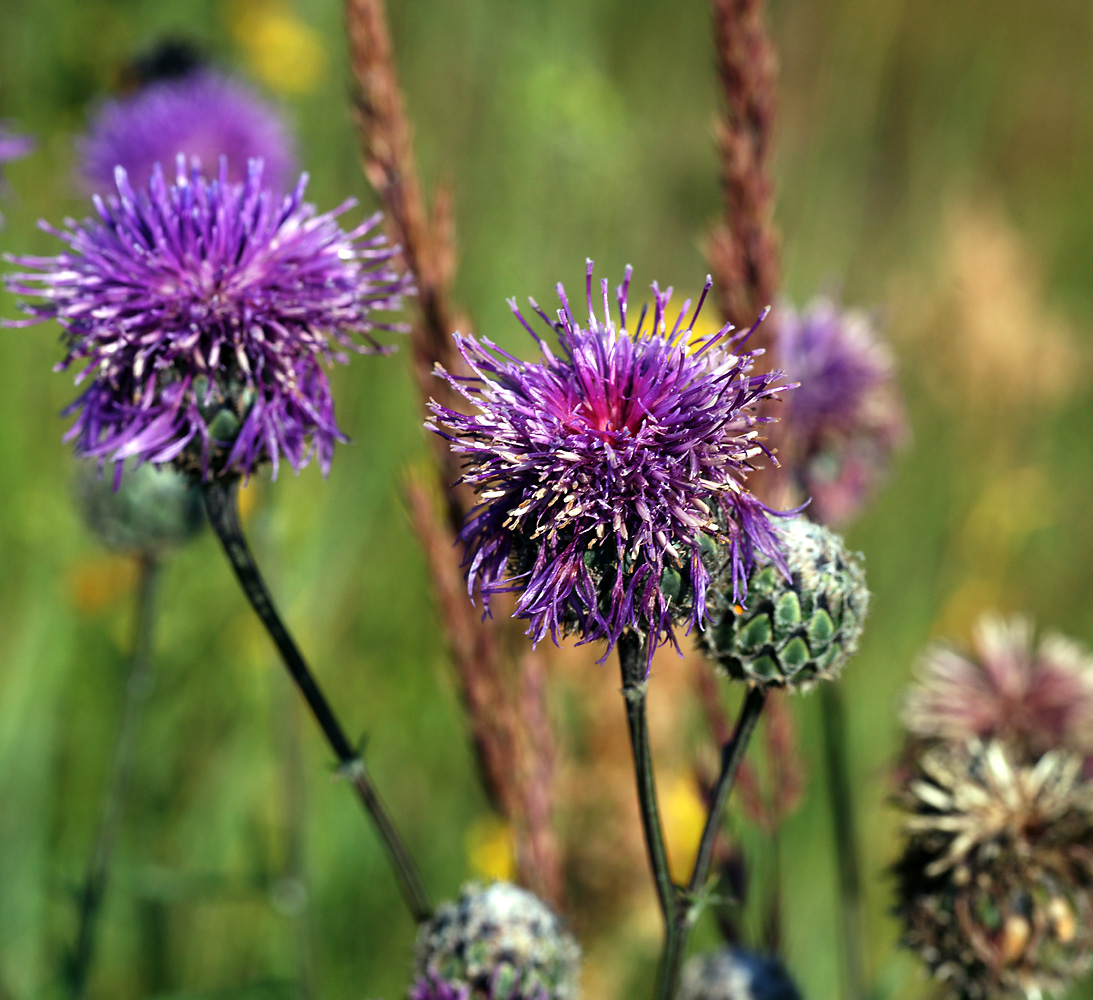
[
  {"x1": 202, "y1": 480, "x2": 432, "y2": 925},
  {"x1": 616, "y1": 634, "x2": 679, "y2": 990},
  {"x1": 821, "y1": 682, "x2": 867, "y2": 1000},
  {"x1": 67, "y1": 554, "x2": 161, "y2": 1000},
  {"x1": 653, "y1": 686, "x2": 767, "y2": 1000}
]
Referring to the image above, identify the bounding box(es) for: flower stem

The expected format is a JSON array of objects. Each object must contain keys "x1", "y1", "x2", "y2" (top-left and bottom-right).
[
  {"x1": 656, "y1": 686, "x2": 767, "y2": 1000},
  {"x1": 202, "y1": 480, "x2": 432, "y2": 924},
  {"x1": 688, "y1": 686, "x2": 767, "y2": 897},
  {"x1": 66, "y1": 554, "x2": 161, "y2": 1000},
  {"x1": 820, "y1": 682, "x2": 867, "y2": 1000}
]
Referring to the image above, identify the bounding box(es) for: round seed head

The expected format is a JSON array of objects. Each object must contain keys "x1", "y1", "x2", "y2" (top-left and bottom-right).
[
  {"x1": 698, "y1": 516, "x2": 868, "y2": 690},
  {"x1": 895, "y1": 739, "x2": 1093, "y2": 999},
  {"x1": 411, "y1": 882, "x2": 580, "y2": 1000}
]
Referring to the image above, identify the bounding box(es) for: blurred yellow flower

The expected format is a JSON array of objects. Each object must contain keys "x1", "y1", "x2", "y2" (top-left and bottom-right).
[
  {"x1": 660, "y1": 773, "x2": 706, "y2": 883},
  {"x1": 230, "y1": 0, "x2": 325, "y2": 96},
  {"x1": 465, "y1": 814, "x2": 516, "y2": 882}
]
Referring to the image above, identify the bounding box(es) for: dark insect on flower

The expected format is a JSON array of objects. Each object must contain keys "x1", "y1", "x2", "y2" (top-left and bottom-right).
[
  {"x1": 903, "y1": 614, "x2": 1093, "y2": 761},
  {"x1": 680, "y1": 948, "x2": 803, "y2": 1000},
  {"x1": 5, "y1": 158, "x2": 410, "y2": 483},
  {"x1": 894, "y1": 739, "x2": 1093, "y2": 1000},
  {"x1": 410, "y1": 881, "x2": 580, "y2": 1000},
  {"x1": 429, "y1": 260, "x2": 790, "y2": 666},
  {"x1": 775, "y1": 297, "x2": 907, "y2": 526},
  {"x1": 79, "y1": 70, "x2": 295, "y2": 194}
]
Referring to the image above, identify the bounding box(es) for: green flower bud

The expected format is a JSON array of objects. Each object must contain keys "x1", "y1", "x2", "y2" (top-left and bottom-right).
[
  {"x1": 698, "y1": 516, "x2": 868, "y2": 690},
  {"x1": 76, "y1": 459, "x2": 204, "y2": 555}
]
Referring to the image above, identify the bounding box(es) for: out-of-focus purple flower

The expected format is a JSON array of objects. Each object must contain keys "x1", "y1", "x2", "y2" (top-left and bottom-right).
[
  {"x1": 5, "y1": 158, "x2": 410, "y2": 482},
  {"x1": 429, "y1": 260, "x2": 790, "y2": 665},
  {"x1": 903, "y1": 613, "x2": 1093, "y2": 760},
  {"x1": 775, "y1": 297, "x2": 907, "y2": 526},
  {"x1": 79, "y1": 70, "x2": 295, "y2": 194},
  {"x1": 0, "y1": 124, "x2": 33, "y2": 211},
  {"x1": 0, "y1": 123, "x2": 33, "y2": 173}
]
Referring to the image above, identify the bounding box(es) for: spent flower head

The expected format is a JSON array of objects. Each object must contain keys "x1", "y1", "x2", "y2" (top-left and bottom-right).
[
  {"x1": 429, "y1": 260, "x2": 790, "y2": 665},
  {"x1": 894, "y1": 738, "x2": 1093, "y2": 999},
  {"x1": 903, "y1": 614, "x2": 1093, "y2": 760},
  {"x1": 411, "y1": 881, "x2": 580, "y2": 1000},
  {"x1": 776, "y1": 296, "x2": 907, "y2": 525},
  {"x1": 80, "y1": 69, "x2": 295, "y2": 194},
  {"x1": 5, "y1": 158, "x2": 410, "y2": 482}
]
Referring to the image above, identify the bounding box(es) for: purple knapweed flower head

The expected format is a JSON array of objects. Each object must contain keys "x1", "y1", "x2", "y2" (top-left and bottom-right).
[
  {"x1": 775, "y1": 296, "x2": 907, "y2": 526},
  {"x1": 903, "y1": 613, "x2": 1093, "y2": 761},
  {"x1": 429, "y1": 260, "x2": 791, "y2": 666},
  {"x1": 79, "y1": 70, "x2": 295, "y2": 194},
  {"x1": 5, "y1": 158, "x2": 410, "y2": 482}
]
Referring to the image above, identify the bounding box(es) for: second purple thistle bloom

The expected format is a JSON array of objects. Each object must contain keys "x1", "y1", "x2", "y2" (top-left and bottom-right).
[
  {"x1": 6, "y1": 158, "x2": 411, "y2": 482},
  {"x1": 429, "y1": 260, "x2": 791, "y2": 663}
]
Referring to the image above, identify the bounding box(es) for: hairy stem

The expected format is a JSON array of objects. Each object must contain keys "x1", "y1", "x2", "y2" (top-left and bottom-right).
[
  {"x1": 202, "y1": 480, "x2": 432, "y2": 924},
  {"x1": 66, "y1": 555, "x2": 160, "y2": 999},
  {"x1": 821, "y1": 682, "x2": 867, "y2": 1000}
]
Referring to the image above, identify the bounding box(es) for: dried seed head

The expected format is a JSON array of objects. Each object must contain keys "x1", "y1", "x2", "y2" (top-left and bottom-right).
[{"x1": 895, "y1": 739, "x2": 1093, "y2": 999}]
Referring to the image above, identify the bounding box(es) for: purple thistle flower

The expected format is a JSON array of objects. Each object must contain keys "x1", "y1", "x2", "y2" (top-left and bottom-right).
[
  {"x1": 775, "y1": 297, "x2": 907, "y2": 526},
  {"x1": 5, "y1": 158, "x2": 410, "y2": 482},
  {"x1": 429, "y1": 260, "x2": 790, "y2": 665},
  {"x1": 79, "y1": 70, "x2": 295, "y2": 194}
]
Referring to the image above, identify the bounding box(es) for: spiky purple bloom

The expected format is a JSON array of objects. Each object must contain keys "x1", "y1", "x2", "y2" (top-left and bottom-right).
[
  {"x1": 5, "y1": 158, "x2": 409, "y2": 482},
  {"x1": 775, "y1": 297, "x2": 907, "y2": 525},
  {"x1": 79, "y1": 70, "x2": 295, "y2": 194},
  {"x1": 429, "y1": 260, "x2": 790, "y2": 664}
]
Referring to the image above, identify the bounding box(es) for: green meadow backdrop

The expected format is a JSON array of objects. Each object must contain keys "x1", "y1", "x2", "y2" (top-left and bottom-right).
[{"x1": 1, "y1": 0, "x2": 1091, "y2": 997}]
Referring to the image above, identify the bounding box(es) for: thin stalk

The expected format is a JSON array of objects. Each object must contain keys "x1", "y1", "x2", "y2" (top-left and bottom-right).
[
  {"x1": 652, "y1": 686, "x2": 768, "y2": 1000},
  {"x1": 821, "y1": 682, "x2": 867, "y2": 1000},
  {"x1": 67, "y1": 554, "x2": 161, "y2": 1000},
  {"x1": 617, "y1": 633, "x2": 674, "y2": 921},
  {"x1": 202, "y1": 480, "x2": 432, "y2": 924}
]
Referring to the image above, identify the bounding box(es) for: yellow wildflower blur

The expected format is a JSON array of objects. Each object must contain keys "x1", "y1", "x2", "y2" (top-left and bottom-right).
[
  {"x1": 229, "y1": 0, "x2": 325, "y2": 96},
  {"x1": 465, "y1": 814, "x2": 516, "y2": 882},
  {"x1": 660, "y1": 772, "x2": 706, "y2": 883}
]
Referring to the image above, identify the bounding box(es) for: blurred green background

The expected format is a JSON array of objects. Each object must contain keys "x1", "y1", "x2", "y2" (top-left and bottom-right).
[{"x1": 1, "y1": 0, "x2": 1091, "y2": 997}]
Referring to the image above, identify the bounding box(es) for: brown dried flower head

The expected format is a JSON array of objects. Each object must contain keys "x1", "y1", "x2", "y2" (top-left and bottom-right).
[{"x1": 895, "y1": 739, "x2": 1093, "y2": 999}]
